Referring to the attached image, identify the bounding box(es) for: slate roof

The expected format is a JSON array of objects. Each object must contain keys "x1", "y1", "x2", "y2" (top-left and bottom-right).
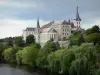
[
  {"x1": 62, "y1": 20, "x2": 68, "y2": 25},
  {"x1": 26, "y1": 27, "x2": 36, "y2": 31},
  {"x1": 40, "y1": 21, "x2": 54, "y2": 31},
  {"x1": 75, "y1": 6, "x2": 81, "y2": 21},
  {"x1": 40, "y1": 20, "x2": 72, "y2": 31}
]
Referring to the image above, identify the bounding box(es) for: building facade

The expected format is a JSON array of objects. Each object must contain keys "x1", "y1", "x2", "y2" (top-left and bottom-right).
[{"x1": 22, "y1": 7, "x2": 82, "y2": 46}]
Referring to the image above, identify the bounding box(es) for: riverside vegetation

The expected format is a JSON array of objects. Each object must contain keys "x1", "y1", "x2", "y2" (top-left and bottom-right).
[{"x1": 0, "y1": 25, "x2": 100, "y2": 75}]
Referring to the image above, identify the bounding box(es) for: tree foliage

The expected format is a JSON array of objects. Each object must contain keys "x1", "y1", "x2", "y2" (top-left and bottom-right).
[
  {"x1": 14, "y1": 36, "x2": 25, "y2": 47},
  {"x1": 2, "y1": 46, "x2": 20, "y2": 63},
  {"x1": 16, "y1": 44, "x2": 39, "y2": 66},
  {"x1": 26, "y1": 35, "x2": 35, "y2": 45}
]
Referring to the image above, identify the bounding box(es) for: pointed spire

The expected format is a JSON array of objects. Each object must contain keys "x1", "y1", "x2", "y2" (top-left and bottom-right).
[
  {"x1": 37, "y1": 17, "x2": 40, "y2": 28},
  {"x1": 75, "y1": 6, "x2": 81, "y2": 21},
  {"x1": 68, "y1": 19, "x2": 70, "y2": 24}
]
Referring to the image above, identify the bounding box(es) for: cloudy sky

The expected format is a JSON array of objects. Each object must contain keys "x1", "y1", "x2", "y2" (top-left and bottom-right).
[{"x1": 0, "y1": 0, "x2": 100, "y2": 38}]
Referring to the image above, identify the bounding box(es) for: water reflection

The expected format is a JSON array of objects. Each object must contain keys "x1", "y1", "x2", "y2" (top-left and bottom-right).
[
  {"x1": 0, "y1": 64, "x2": 58, "y2": 75},
  {"x1": 0, "y1": 64, "x2": 40, "y2": 75}
]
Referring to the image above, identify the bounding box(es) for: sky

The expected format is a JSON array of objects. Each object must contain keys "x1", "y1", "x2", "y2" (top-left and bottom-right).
[{"x1": 0, "y1": 0, "x2": 100, "y2": 38}]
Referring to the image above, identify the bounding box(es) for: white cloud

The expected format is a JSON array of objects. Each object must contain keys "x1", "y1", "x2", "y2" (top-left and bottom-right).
[
  {"x1": 90, "y1": 20, "x2": 100, "y2": 27},
  {"x1": 0, "y1": 19, "x2": 49, "y2": 38},
  {"x1": 81, "y1": 19, "x2": 100, "y2": 30}
]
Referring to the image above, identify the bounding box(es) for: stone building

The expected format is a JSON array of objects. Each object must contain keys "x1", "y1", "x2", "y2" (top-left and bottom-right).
[{"x1": 22, "y1": 6, "x2": 82, "y2": 46}]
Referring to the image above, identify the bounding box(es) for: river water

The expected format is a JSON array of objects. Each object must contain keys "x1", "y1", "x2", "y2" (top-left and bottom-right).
[{"x1": 0, "y1": 64, "x2": 55, "y2": 75}]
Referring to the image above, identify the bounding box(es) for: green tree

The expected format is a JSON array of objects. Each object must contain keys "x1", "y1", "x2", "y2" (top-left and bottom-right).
[
  {"x1": 5, "y1": 37, "x2": 13, "y2": 47},
  {"x1": 26, "y1": 35, "x2": 35, "y2": 45},
  {"x1": 0, "y1": 44, "x2": 7, "y2": 62},
  {"x1": 47, "y1": 50, "x2": 64, "y2": 72},
  {"x1": 42, "y1": 40, "x2": 60, "y2": 52},
  {"x1": 69, "y1": 57, "x2": 90, "y2": 75},
  {"x1": 91, "y1": 25, "x2": 100, "y2": 33},
  {"x1": 16, "y1": 50, "x2": 22, "y2": 65},
  {"x1": 84, "y1": 33, "x2": 100, "y2": 45},
  {"x1": 85, "y1": 28, "x2": 92, "y2": 35},
  {"x1": 20, "y1": 44, "x2": 39, "y2": 66},
  {"x1": 96, "y1": 70, "x2": 100, "y2": 75},
  {"x1": 14, "y1": 37, "x2": 25, "y2": 47},
  {"x1": 2, "y1": 46, "x2": 20, "y2": 63},
  {"x1": 60, "y1": 51, "x2": 75, "y2": 74},
  {"x1": 77, "y1": 34, "x2": 85, "y2": 45},
  {"x1": 36, "y1": 40, "x2": 59, "y2": 69},
  {"x1": 70, "y1": 31, "x2": 84, "y2": 46}
]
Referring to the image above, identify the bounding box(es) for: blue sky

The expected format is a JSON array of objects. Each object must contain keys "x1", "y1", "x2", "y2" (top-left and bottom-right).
[{"x1": 0, "y1": 0, "x2": 100, "y2": 38}]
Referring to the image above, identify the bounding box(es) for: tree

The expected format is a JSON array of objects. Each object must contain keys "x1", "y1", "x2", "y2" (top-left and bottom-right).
[
  {"x1": 26, "y1": 35, "x2": 35, "y2": 45},
  {"x1": 2, "y1": 46, "x2": 20, "y2": 63},
  {"x1": 91, "y1": 25, "x2": 100, "y2": 33},
  {"x1": 47, "y1": 50, "x2": 64, "y2": 72},
  {"x1": 85, "y1": 28, "x2": 92, "y2": 35},
  {"x1": 77, "y1": 34, "x2": 85, "y2": 45},
  {"x1": 42, "y1": 40, "x2": 60, "y2": 52},
  {"x1": 16, "y1": 50, "x2": 22, "y2": 65},
  {"x1": 60, "y1": 51, "x2": 75, "y2": 74},
  {"x1": 5, "y1": 37, "x2": 13, "y2": 47},
  {"x1": 84, "y1": 33, "x2": 100, "y2": 45},
  {"x1": 0, "y1": 44, "x2": 7, "y2": 62},
  {"x1": 70, "y1": 31, "x2": 84, "y2": 46},
  {"x1": 69, "y1": 57, "x2": 90, "y2": 75},
  {"x1": 14, "y1": 37, "x2": 25, "y2": 47},
  {"x1": 36, "y1": 40, "x2": 60, "y2": 69},
  {"x1": 19, "y1": 44, "x2": 39, "y2": 66},
  {"x1": 85, "y1": 25, "x2": 100, "y2": 35}
]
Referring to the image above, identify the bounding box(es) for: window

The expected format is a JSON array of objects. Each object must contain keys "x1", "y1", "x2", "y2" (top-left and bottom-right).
[
  {"x1": 65, "y1": 33, "x2": 66, "y2": 35},
  {"x1": 63, "y1": 29, "x2": 64, "y2": 31},
  {"x1": 77, "y1": 22, "x2": 78, "y2": 24},
  {"x1": 67, "y1": 33, "x2": 68, "y2": 35},
  {"x1": 63, "y1": 33, "x2": 64, "y2": 35}
]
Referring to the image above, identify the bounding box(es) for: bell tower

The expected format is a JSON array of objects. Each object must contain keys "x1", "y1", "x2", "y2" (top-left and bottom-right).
[{"x1": 73, "y1": 6, "x2": 81, "y2": 28}]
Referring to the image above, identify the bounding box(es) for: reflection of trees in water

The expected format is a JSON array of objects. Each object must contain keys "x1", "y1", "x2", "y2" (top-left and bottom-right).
[{"x1": 0, "y1": 64, "x2": 56, "y2": 75}]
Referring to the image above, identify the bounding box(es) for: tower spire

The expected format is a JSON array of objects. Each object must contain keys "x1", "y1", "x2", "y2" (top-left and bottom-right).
[
  {"x1": 68, "y1": 18, "x2": 70, "y2": 24},
  {"x1": 37, "y1": 17, "x2": 40, "y2": 43},
  {"x1": 37, "y1": 17, "x2": 40, "y2": 28},
  {"x1": 76, "y1": 6, "x2": 81, "y2": 21}
]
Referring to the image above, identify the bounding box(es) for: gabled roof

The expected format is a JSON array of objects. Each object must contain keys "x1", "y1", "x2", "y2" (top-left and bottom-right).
[
  {"x1": 41, "y1": 27, "x2": 51, "y2": 33},
  {"x1": 48, "y1": 28, "x2": 58, "y2": 33},
  {"x1": 41, "y1": 27, "x2": 58, "y2": 33},
  {"x1": 40, "y1": 24, "x2": 51, "y2": 31},
  {"x1": 40, "y1": 21, "x2": 54, "y2": 31},
  {"x1": 62, "y1": 20, "x2": 68, "y2": 25}
]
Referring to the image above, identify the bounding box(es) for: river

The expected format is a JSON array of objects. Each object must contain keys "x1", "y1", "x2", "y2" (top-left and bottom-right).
[{"x1": 0, "y1": 64, "x2": 56, "y2": 75}]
